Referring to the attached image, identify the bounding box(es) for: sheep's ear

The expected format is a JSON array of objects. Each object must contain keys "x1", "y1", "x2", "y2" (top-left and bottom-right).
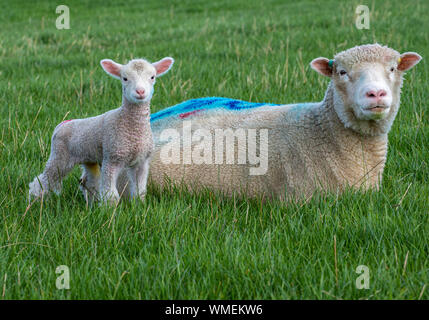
[
  {"x1": 153, "y1": 57, "x2": 174, "y2": 77},
  {"x1": 100, "y1": 59, "x2": 122, "y2": 79},
  {"x1": 310, "y1": 57, "x2": 333, "y2": 77},
  {"x1": 398, "y1": 52, "x2": 422, "y2": 71}
]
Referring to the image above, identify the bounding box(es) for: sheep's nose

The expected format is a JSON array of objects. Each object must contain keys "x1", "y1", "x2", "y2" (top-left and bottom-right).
[
  {"x1": 366, "y1": 89, "x2": 387, "y2": 99},
  {"x1": 136, "y1": 89, "x2": 145, "y2": 96}
]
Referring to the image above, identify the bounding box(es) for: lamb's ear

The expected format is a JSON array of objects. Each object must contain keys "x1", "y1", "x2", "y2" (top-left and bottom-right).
[
  {"x1": 100, "y1": 59, "x2": 122, "y2": 79},
  {"x1": 310, "y1": 57, "x2": 333, "y2": 77},
  {"x1": 398, "y1": 52, "x2": 422, "y2": 71},
  {"x1": 153, "y1": 57, "x2": 174, "y2": 77}
]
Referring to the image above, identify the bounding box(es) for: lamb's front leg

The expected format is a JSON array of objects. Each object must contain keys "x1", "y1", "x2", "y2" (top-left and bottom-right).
[
  {"x1": 100, "y1": 162, "x2": 122, "y2": 205},
  {"x1": 123, "y1": 167, "x2": 137, "y2": 200},
  {"x1": 136, "y1": 158, "x2": 151, "y2": 201}
]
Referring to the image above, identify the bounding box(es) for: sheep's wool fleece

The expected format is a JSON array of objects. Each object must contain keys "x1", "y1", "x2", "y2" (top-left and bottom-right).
[{"x1": 146, "y1": 45, "x2": 414, "y2": 199}]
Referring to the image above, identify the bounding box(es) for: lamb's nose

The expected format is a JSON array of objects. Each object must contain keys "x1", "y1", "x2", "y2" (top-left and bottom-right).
[
  {"x1": 136, "y1": 89, "x2": 145, "y2": 96},
  {"x1": 366, "y1": 89, "x2": 387, "y2": 99}
]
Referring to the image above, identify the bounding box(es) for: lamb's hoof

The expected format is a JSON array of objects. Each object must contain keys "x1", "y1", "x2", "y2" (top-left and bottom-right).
[
  {"x1": 28, "y1": 179, "x2": 46, "y2": 202},
  {"x1": 105, "y1": 198, "x2": 120, "y2": 207},
  {"x1": 100, "y1": 194, "x2": 120, "y2": 206}
]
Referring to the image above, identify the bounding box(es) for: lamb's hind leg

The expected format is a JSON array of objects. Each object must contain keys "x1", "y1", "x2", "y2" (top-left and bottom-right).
[
  {"x1": 79, "y1": 163, "x2": 101, "y2": 205},
  {"x1": 29, "y1": 148, "x2": 75, "y2": 201}
]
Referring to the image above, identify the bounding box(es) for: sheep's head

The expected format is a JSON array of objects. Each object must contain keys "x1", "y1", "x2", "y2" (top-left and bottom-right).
[
  {"x1": 311, "y1": 44, "x2": 421, "y2": 134},
  {"x1": 100, "y1": 57, "x2": 174, "y2": 104}
]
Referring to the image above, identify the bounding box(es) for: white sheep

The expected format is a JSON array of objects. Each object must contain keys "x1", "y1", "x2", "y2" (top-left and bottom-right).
[
  {"x1": 29, "y1": 57, "x2": 174, "y2": 204},
  {"x1": 137, "y1": 44, "x2": 421, "y2": 200}
]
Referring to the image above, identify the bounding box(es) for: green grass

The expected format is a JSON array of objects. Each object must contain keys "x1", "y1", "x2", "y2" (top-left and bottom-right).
[{"x1": 0, "y1": 0, "x2": 428, "y2": 299}]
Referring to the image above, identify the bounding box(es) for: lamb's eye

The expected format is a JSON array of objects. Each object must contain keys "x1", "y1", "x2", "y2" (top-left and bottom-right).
[
  {"x1": 390, "y1": 67, "x2": 395, "y2": 72},
  {"x1": 339, "y1": 70, "x2": 347, "y2": 76},
  {"x1": 151, "y1": 75, "x2": 155, "y2": 80},
  {"x1": 123, "y1": 77, "x2": 128, "y2": 81}
]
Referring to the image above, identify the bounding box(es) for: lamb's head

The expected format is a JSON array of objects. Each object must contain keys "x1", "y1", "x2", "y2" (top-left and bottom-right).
[
  {"x1": 100, "y1": 57, "x2": 174, "y2": 104},
  {"x1": 311, "y1": 44, "x2": 421, "y2": 135}
]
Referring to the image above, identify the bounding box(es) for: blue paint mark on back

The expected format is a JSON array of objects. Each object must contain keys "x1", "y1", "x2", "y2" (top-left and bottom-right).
[{"x1": 150, "y1": 97, "x2": 280, "y2": 122}]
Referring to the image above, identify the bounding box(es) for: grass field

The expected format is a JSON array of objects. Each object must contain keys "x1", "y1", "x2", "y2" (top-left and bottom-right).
[{"x1": 0, "y1": 0, "x2": 428, "y2": 299}]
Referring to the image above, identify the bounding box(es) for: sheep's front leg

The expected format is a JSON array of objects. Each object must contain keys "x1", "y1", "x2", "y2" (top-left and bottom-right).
[
  {"x1": 100, "y1": 162, "x2": 122, "y2": 205},
  {"x1": 136, "y1": 158, "x2": 151, "y2": 201}
]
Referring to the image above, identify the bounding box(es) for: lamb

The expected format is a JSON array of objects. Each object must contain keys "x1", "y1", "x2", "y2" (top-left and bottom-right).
[
  {"x1": 29, "y1": 56, "x2": 174, "y2": 204},
  {"x1": 132, "y1": 44, "x2": 421, "y2": 200}
]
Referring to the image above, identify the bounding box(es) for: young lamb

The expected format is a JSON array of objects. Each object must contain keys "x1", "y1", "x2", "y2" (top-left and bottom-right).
[
  {"x1": 29, "y1": 57, "x2": 174, "y2": 204},
  {"x1": 137, "y1": 44, "x2": 421, "y2": 200}
]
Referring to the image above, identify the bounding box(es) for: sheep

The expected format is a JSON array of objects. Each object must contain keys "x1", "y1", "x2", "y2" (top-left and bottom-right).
[
  {"x1": 129, "y1": 44, "x2": 421, "y2": 200},
  {"x1": 29, "y1": 56, "x2": 174, "y2": 205}
]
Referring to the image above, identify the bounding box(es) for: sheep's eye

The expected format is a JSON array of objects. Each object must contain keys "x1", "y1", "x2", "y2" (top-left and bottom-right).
[
  {"x1": 151, "y1": 75, "x2": 155, "y2": 80},
  {"x1": 339, "y1": 70, "x2": 347, "y2": 76},
  {"x1": 123, "y1": 77, "x2": 128, "y2": 81},
  {"x1": 390, "y1": 67, "x2": 395, "y2": 72}
]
